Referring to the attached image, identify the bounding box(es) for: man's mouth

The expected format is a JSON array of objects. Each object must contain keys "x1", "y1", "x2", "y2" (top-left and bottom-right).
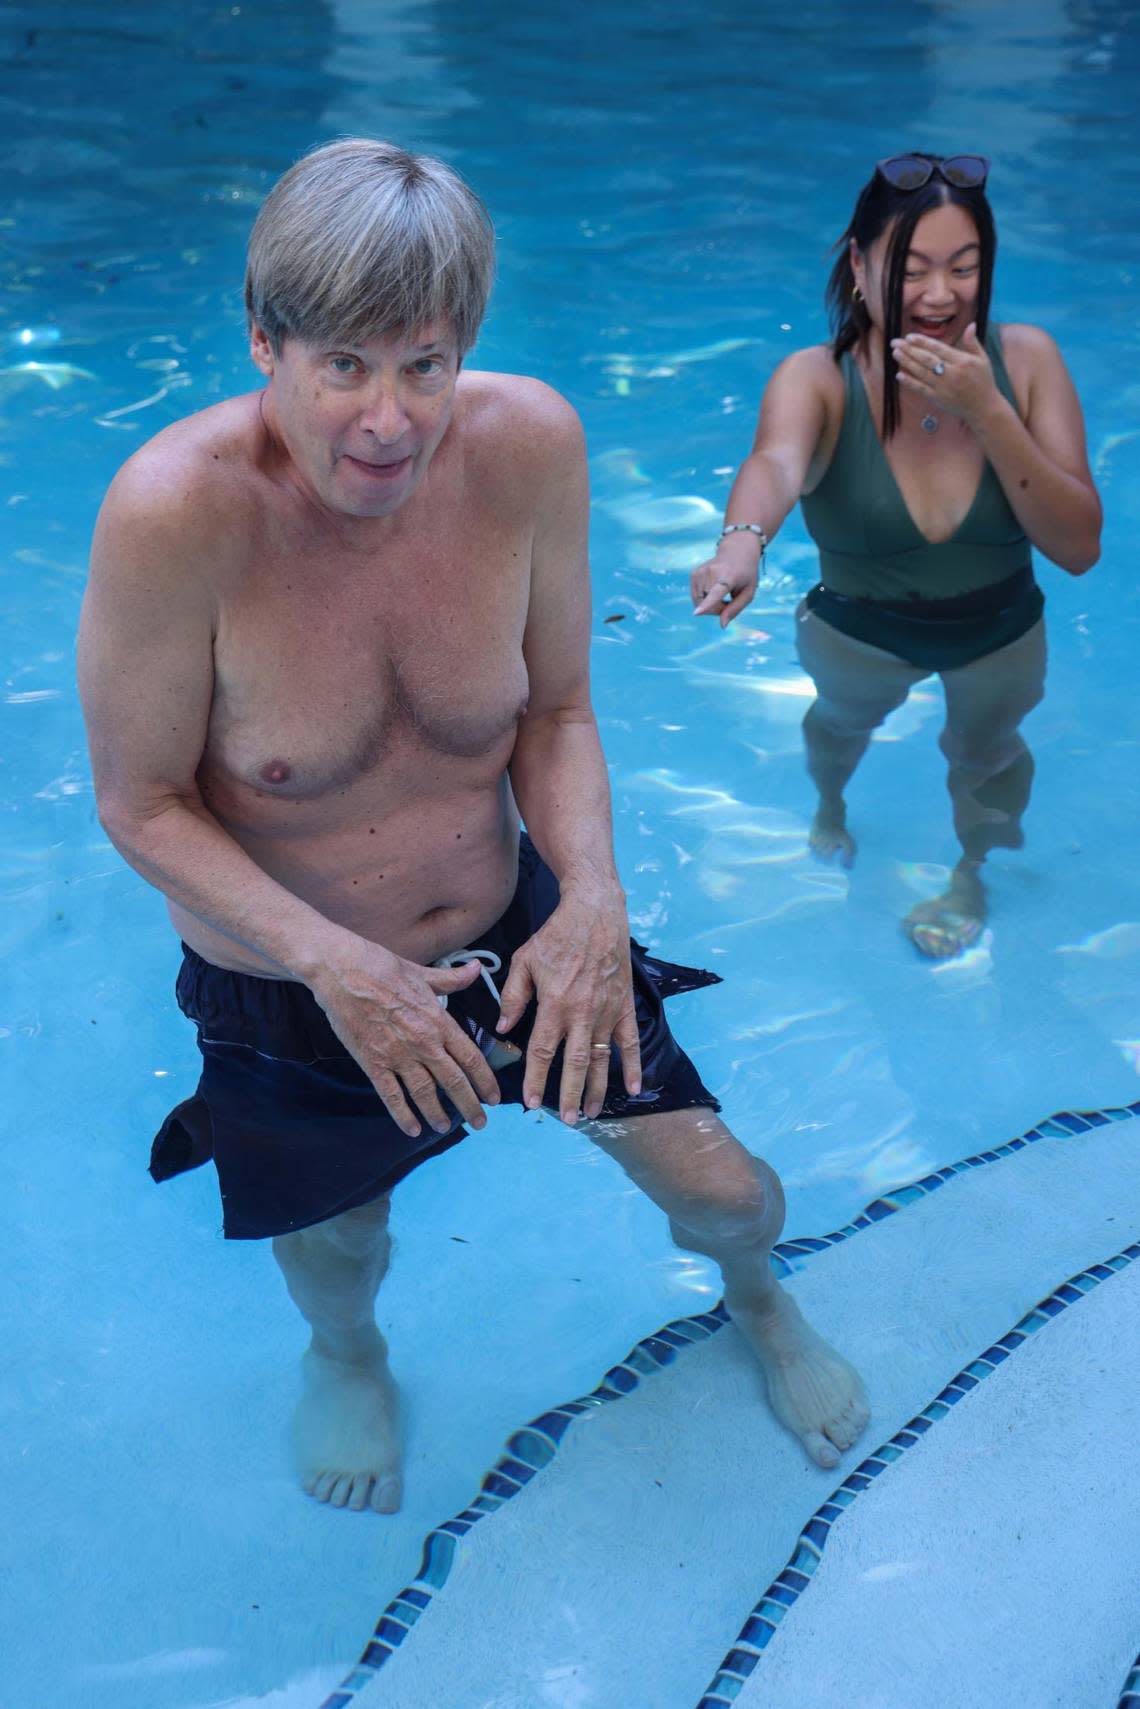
[{"x1": 345, "y1": 453, "x2": 412, "y2": 479}]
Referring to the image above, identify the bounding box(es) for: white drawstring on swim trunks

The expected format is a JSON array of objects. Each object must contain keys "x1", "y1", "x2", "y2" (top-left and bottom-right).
[
  {"x1": 433, "y1": 947, "x2": 503, "y2": 1009},
  {"x1": 433, "y1": 948, "x2": 522, "y2": 1068}
]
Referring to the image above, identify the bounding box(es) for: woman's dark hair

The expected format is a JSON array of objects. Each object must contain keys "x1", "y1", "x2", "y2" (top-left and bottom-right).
[{"x1": 825, "y1": 156, "x2": 996, "y2": 438}]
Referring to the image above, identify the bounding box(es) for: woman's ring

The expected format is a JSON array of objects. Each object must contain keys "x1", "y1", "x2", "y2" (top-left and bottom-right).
[
  {"x1": 932, "y1": 359, "x2": 946, "y2": 376},
  {"x1": 590, "y1": 1042, "x2": 611, "y2": 1052}
]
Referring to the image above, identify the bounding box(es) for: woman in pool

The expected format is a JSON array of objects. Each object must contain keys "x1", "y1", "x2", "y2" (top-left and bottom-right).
[{"x1": 692, "y1": 154, "x2": 1101, "y2": 956}]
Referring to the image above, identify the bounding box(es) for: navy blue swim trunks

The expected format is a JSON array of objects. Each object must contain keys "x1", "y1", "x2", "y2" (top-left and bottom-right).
[{"x1": 151, "y1": 834, "x2": 722, "y2": 1239}]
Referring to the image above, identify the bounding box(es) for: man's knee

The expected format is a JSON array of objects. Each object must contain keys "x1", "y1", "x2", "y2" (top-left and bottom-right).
[
  {"x1": 317, "y1": 1196, "x2": 392, "y2": 1260},
  {"x1": 668, "y1": 1157, "x2": 782, "y2": 1255},
  {"x1": 276, "y1": 1196, "x2": 391, "y2": 1269}
]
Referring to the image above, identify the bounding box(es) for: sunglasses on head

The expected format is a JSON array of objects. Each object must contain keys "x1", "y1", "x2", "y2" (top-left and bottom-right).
[{"x1": 876, "y1": 154, "x2": 989, "y2": 191}]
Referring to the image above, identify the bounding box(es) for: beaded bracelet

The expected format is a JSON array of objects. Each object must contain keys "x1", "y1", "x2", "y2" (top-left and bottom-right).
[{"x1": 720, "y1": 522, "x2": 769, "y2": 545}]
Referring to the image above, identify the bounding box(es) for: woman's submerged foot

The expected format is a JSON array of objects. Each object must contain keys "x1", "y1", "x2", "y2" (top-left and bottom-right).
[
  {"x1": 728, "y1": 1286, "x2": 870, "y2": 1469},
  {"x1": 809, "y1": 798, "x2": 856, "y2": 869},
  {"x1": 903, "y1": 861, "x2": 986, "y2": 959},
  {"x1": 292, "y1": 1339, "x2": 403, "y2": 1513}
]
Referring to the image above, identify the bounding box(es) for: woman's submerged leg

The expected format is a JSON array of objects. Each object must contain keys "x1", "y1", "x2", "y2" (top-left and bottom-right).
[
  {"x1": 273, "y1": 1194, "x2": 402, "y2": 1512},
  {"x1": 583, "y1": 1106, "x2": 870, "y2": 1468},
  {"x1": 904, "y1": 619, "x2": 1047, "y2": 957},
  {"x1": 797, "y1": 606, "x2": 927, "y2": 868}
]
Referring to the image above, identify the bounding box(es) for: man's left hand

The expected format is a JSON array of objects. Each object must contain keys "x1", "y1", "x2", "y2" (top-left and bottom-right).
[{"x1": 495, "y1": 884, "x2": 642, "y2": 1123}]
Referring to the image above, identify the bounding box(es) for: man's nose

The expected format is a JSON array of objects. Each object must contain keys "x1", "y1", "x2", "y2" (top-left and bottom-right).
[{"x1": 360, "y1": 385, "x2": 409, "y2": 442}]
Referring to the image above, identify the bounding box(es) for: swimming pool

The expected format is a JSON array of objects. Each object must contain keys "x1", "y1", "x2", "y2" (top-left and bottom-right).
[{"x1": 4, "y1": 1, "x2": 1140, "y2": 1704}]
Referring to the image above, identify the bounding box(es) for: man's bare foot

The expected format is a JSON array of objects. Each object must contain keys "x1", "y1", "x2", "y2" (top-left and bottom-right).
[
  {"x1": 903, "y1": 861, "x2": 986, "y2": 959},
  {"x1": 809, "y1": 798, "x2": 856, "y2": 869},
  {"x1": 728, "y1": 1287, "x2": 870, "y2": 1469},
  {"x1": 293, "y1": 1338, "x2": 403, "y2": 1513}
]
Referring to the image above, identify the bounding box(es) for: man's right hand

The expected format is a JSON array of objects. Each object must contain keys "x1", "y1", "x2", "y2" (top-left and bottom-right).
[{"x1": 311, "y1": 948, "x2": 502, "y2": 1138}]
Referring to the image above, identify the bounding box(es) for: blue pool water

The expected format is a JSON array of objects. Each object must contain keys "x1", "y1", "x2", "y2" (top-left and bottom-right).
[{"x1": 3, "y1": 2, "x2": 1140, "y2": 1705}]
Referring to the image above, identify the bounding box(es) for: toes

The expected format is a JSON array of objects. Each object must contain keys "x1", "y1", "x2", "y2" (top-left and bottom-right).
[
  {"x1": 328, "y1": 1476, "x2": 351, "y2": 1508},
  {"x1": 802, "y1": 1428, "x2": 841, "y2": 1469},
  {"x1": 313, "y1": 1472, "x2": 339, "y2": 1503},
  {"x1": 824, "y1": 1403, "x2": 869, "y2": 1452},
  {"x1": 371, "y1": 1475, "x2": 402, "y2": 1514},
  {"x1": 347, "y1": 1477, "x2": 370, "y2": 1512}
]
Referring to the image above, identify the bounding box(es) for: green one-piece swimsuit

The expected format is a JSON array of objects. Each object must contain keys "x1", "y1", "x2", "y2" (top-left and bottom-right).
[{"x1": 799, "y1": 324, "x2": 1042, "y2": 672}]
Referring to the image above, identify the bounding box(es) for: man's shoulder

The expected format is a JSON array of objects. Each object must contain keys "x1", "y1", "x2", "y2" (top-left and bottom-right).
[
  {"x1": 457, "y1": 370, "x2": 583, "y2": 457},
  {"x1": 100, "y1": 393, "x2": 263, "y2": 538}
]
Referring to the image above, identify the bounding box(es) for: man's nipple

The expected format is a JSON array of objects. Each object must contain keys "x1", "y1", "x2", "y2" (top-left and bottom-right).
[{"x1": 260, "y1": 759, "x2": 293, "y2": 785}]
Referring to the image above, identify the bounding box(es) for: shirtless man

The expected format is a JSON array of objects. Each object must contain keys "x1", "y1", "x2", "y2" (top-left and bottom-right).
[{"x1": 78, "y1": 139, "x2": 868, "y2": 1513}]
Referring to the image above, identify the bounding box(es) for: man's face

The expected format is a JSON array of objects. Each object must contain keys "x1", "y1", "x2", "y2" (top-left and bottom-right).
[{"x1": 251, "y1": 321, "x2": 461, "y2": 520}]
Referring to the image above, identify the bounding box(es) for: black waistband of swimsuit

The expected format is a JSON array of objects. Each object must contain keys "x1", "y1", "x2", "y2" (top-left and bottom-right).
[{"x1": 821, "y1": 564, "x2": 1036, "y2": 624}]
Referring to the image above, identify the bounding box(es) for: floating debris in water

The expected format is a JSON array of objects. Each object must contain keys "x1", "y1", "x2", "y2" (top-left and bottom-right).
[{"x1": 603, "y1": 613, "x2": 626, "y2": 624}]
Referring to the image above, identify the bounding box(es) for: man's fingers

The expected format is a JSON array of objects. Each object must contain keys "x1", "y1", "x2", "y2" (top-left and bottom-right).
[
  {"x1": 555, "y1": 1028, "x2": 595, "y2": 1126},
  {"x1": 613, "y1": 1004, "x2": 642, "y2": 1096},
  {"x1": 441, "y1": 1027, "x2": 502, "y2": 1112},
  {"x1": 582, "y1": 1036, "x2": 612, "y2": 1122},
  {"x1": 425, "y1": 959, "x2": 483, "y2": 994},
  {"x1": 398, "y1": 1068, "x2": 454, "y2": 1135},
  {"x1": 496, "y1": 955, "x2": 536, "y2": 1032},
  {"x1": 371, "y1": 1072, "x2": 423, "y2": 1139},
  {"x1": 521, "y1": 1030, "x2": 559, "y2": 1112},
  {"x1": 429, "y1": 1055, "x2": 491, "y2": 1130}
]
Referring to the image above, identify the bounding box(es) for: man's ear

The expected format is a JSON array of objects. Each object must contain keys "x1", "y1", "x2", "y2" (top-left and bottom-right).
[{"x1": 250, "y1": 323, "x2": 275, "y2": 378}]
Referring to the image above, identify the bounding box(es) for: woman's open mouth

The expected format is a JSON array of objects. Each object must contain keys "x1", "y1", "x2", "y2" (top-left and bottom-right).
[{"x1": 912, "y1": 314, "x2": 955, "y2": 339}]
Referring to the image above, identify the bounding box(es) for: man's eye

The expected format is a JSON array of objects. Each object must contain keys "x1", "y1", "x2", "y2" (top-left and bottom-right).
[
  {"x1": 331, "y1": 357, "x2": 357, "y2": 375},
  {"x1": 412, "y1": 357, "x2": 442, "y2": 375}
]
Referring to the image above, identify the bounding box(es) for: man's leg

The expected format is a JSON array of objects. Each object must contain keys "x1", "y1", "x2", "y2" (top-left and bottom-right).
[
  {"x1": 796, "y1": 606, "x2": 926, "y2": 867},
  {"x1": 582, "y1": 1106, "x2": 869, "y2": 1468},
  {"x1": 272, "y1": 1194, "x2": 402, "y2": 1512},
  {"x1": 904, "y1": 620, "x2": 1046, "y2": 958}
]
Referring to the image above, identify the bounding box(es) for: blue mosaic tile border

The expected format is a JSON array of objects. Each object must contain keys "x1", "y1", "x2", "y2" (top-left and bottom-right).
[
  {"x1": 316, "y1": 1300, "x2": 733, "y2": 1707},
  {"x1": 695, "y1": 1238, "x2": 1140, "y2": 1708},
  {"x1": 766, "y1": 1099, "x2": 1140, "y2": 1281},
  {"x1": 1119, "y1": 1654, "x2": 1140, "y2": 1708},
  {"x1": 314, "y1": 1099, "x2": 1140, "y2": 1709}
]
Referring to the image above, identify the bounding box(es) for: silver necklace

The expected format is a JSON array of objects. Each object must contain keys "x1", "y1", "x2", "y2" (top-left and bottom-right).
[{"x1": 921, "y1": 410, "x2": 940, "y2": 435}]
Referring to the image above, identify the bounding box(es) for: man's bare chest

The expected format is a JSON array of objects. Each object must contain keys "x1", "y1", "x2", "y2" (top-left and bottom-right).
[{"x1": 204, "y1": 535, "x2": 531, "y2": 802}]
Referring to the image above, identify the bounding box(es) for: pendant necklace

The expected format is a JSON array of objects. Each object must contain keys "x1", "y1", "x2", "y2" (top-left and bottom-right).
[{"x1": 921, "y1": 410, "x2": 940, "y2": 435}]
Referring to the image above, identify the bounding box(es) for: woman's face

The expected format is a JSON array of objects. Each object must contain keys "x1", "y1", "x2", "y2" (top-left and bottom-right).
[{"x1": 852, "y1": 201, "x2": 981, "y2": 350}]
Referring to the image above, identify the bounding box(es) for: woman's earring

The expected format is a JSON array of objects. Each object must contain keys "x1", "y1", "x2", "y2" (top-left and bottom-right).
[{"x1": 851, "y1": 284, "x2": 864, "y2": 303}]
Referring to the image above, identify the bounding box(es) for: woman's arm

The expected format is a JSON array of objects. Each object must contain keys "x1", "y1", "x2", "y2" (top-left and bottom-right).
[
  {"x1": 895, "y1": 323, "x2": 1102, "y2": 575},
  {"x1": 692, "y1": 346, "x2": 836, "y2": 626}
]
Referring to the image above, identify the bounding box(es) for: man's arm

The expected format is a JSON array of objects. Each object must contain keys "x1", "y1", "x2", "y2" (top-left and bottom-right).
[
  {"x1": 78, "y1": 454, "x2": 498, "y2": 1137},
  {"x1": 496, "y1": 384, "x2": 641, "y2": 1123}
]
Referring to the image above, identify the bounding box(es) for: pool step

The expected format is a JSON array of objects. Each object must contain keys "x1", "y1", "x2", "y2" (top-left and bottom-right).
[
  {"x1": 335, "y1": 1110, "x2": 1140, "y2": 1709},
  {"x1": 722, "y1": 1246, "x2": 1140, "y2": 1709}
]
